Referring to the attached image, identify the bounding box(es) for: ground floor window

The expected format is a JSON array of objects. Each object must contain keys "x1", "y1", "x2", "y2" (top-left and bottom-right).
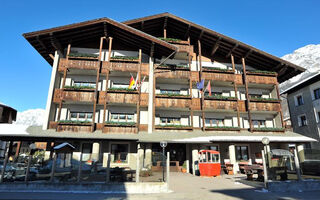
[
  {"x1": 110, "y1": 113, "x2": 134, "y2": 123},
  {"x1": 160, "y1": 117, "x2": 181, "y2": 125},
  {"x1": 70, "y1": 112, "x2": 93, "y2": 122},
  {"x1": 160, "y1": 89, "x2": 180, "y2": 95},
  {"x1": 74, "y1": 81, "x2": 96, "y2": 89},
  {"x1": 252, "y1": 120, "x2": 266, "y2": 128},
  {"x1": 205, "y1": 118, "x2": 224, "y2": 127},
  {"x1": 235, "y1": 146, "x2": 249, "y2": 161},
  {"x1": 111, "y1": 143, "x2": 129, "y2": 163},
  {"x1": 82, "y1": 143, "x2": 92, "y2": 161}
]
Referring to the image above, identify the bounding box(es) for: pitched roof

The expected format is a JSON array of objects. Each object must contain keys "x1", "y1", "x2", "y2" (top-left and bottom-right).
[
  {"x1": 124, "y1": 13, "x2": 305, "y2": 83},
  {"x1": 23, "y1": 17, "x2": 177, "y2": 65}
]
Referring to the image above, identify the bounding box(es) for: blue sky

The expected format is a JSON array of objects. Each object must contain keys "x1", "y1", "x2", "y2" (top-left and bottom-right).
[{"x1": 0, "y1": 0, "x2": 319, "y2": 112}]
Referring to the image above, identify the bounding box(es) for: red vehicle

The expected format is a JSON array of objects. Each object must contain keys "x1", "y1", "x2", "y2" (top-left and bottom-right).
[{"x1": 198, "y1": 150, "x2": 221, "y2": 177}]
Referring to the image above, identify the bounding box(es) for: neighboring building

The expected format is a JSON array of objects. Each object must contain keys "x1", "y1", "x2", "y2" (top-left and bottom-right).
[
  {"x1": 1, "y1": 13, "x2": 314, "y2": 175},
  {"x1": 281, "y1": 72, "x2": 320, "y2": 150},
  {"x1": 0, "y1": 103, "x2": 17, "y2": 158}
]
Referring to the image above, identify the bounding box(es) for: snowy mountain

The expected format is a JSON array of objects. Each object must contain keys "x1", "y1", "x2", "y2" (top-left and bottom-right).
[
  {"x1": 280, "y1": 44, "x2": 320, "y2": 93},
  {"x1": 13, "y1": 108, "x2": 45, "y2": 126}
]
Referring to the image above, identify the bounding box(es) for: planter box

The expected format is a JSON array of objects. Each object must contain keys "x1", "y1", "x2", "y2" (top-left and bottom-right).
[
  {"x1": 155, "y1": 125, "x2": 193, "y2": 130},
  {"x1": 246, "y1": 71, "x2": 277, "y2": 77},
  {"x1": 57, "y1": 123, "x2": 92, "y2": 132},
  {"x1": 103, "y1": 125, "x2": 137, "y2": 134}
]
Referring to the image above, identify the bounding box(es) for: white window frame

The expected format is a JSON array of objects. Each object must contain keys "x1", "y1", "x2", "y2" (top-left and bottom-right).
[
  {"x1": 110, "y1": 113, "x2": 134, "y2": 123},
  {"x1": 294, "y1": 94, "x2": 304, "y2": 106},
  {"x1": 298, "y1": 114, "x2": 307, "y2": 127},
  {"x1": 69, "y1": 112, "x2": 93, "y2": 122}
]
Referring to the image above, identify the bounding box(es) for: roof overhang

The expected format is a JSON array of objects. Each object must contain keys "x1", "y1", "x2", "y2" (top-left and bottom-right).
[
  {"x1": 124, "y1": 13, "x2": 305, "y2": 83},
  {"x1": 280, "y1": 72, "x2": 320, "y2": 94},
  {"x1": 23, "y1": 17, "x2": 177, "y2": 65}
]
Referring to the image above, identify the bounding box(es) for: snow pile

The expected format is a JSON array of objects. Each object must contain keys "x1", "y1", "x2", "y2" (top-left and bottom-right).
[
  {"x1": 280, "y1": 44, "x2": 320, "y2": 93},
  {"x1": 13, "y1": 108, "x2": 45, "y2": 126}
]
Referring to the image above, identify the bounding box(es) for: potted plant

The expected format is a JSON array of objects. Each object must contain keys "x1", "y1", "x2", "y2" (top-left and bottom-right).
[{"x1": 181, "y1": 161, "x2": 187, "y2": 173}]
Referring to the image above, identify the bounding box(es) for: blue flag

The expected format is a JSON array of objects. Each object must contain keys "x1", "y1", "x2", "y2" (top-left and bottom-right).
[{"x1": 197, "y1": 79, "x2": 204, "y2": 90}]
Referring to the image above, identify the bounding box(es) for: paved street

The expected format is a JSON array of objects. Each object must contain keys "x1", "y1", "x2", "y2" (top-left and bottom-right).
[{"x1": 0, "y1": 173, "x2": 319, "y2": 200}]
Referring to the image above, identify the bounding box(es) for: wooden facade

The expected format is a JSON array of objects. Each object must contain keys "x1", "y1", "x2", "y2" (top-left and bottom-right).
[{"x1": 53, "y1": 89, "x2": 95, "y2": 103}]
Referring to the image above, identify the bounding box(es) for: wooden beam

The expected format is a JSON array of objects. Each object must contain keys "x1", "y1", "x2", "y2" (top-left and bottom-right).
[
  {"x1": 36, "y1": 36, "x2": 47, "y2": 50},
  {"x1": 226, "y1": 43, "x2": 239, "y2": 58},
  {"x1": 184, "y1": 24, "x2": 191, "y2": 39},
  {"x1": 198, "y1": 30, "x2": 204, "y2": 40},
  {"x1": 140, "y1": 21, "x2": 144, "y2": 31},
  {"x1": 108, "y1": 37, "x2": 113, "y2": 61},
  {"x1": 210, "y1": 37, "x2": 221, "y2": 56},
  {"x1": 242, "y1": 58, "x2": 253, "y2": 132},
  {"x1": 103, "y1": 71, "x2": 109, "y2": 128},
  {"x1": 137, "y1": 49, "x2": 142, "y2": 131},
  {"x1": 163, "y1": 17, "x2": 168, "y2": 38},
  {"x1": 98, "y1": 37, "x2": 104, "y2": 61},
  {"x1": 49, "y1": 54, "x2": 54, "y2": 60},
  {"x1": 278, "y1": 65, "x2": 288, "y2": 77},
  {"x1": 49, "y1": 33, "x2": 63, "y2": 52},
  {"x1": 198, "y1": 40, "x2": 205, "y2": 131},
  {"x1": 103, "y1": 22, "x2": 108, "y2": 37}
]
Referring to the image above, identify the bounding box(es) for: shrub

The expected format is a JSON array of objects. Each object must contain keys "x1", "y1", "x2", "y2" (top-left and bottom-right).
[
  {"x1": 105, "y1": 121, "x2": 136, "y2": 126},
  {"x1": 64, "y1": 85, "x2": 95, "y2": 90},
  {"x1": 58, "y1": 120, "x2": 92, "y2": 124},
  {"x1": 69, "y1": 52, "x2": 98, "y2": 58},
  {"x1": 110, "y1": 56, "x2": 139, "y2": 61},
  {"x1": 158, "y1": 37, "x2": 182, "y2": 42}
]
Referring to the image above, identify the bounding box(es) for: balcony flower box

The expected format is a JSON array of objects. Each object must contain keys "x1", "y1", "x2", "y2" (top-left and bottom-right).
[
  {"x1": 205, "y1": 95, "x2": 237, "y2": 101},
  {"x1": 68, "y1": 52, "x2": 99, "y2": 60},
  {"x1": 205, "y1": 126, "x2": 241, "y2": 131},
  {"x1": 155, "y1": 125, "x2": 193, "y2": 130},
  {"x1": 63, "y1": 85, "x2": 96, "y2": 91},
  {"x1": 246, "y1": 70, "x2": 277, "y2": 76},
  {"x1": 108, "y1": 88, "x2": 138, "y2": 94},
  {"x1": 249, "y1": 97, "x2": 280, "y2": 103},
  {"x1": 158, "y1": 37, "x2": 189, "y2": 45},
  {"x1": 156, "y1": 93, "x2": 191, "y2": 99},
  {"x1": 104, "y1": 121, "x2": 136, "y2": 127},
  {"x1": 110, "y1": 56, "x2": 139, "y2": 63},
  {"x1": 57, "y1": 120, "x2": 92, "y2": 126},
  {"x1": 202, "y1": 66, "x2": 234, "y2": 74},
  {"x1": 252, "y1": 127, "x2": 285, "y2": 132}
]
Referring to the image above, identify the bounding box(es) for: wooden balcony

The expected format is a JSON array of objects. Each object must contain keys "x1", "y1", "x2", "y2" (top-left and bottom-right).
[
  {"x1": 155, "y1": 95, "x2": 191, "y2": 108},
  {"x1": 191, "y1": 98, "x2": 201, "y2": 110},
  {"x1": 246, "y1": 74, "x2": 278, "y2": 85},
  {"x1": 53, "y1": 89, "x2": 95, "y2": 103},
  {"x1": 155, "y1": 125, "x2": 193, "y2": 131},
  {"x1": 249, "y1": 102, "x2": 281, "y2": 112},
  {"x1": 58, "y1": 58, "x2": 99, "y2": 71},
  {"x1": 56, "y1": 122, "x2": 93, "y2": 132},
  {"x1": 191, "y1": 71, "x2": 200, "y2": 82},
  {"x1": 204, "y1": 99, "x2": 238, "y2": 111},
  {"x1": 155, "y1": 70, "x2": 190, "y2": 79},
  {"x1": 98, "y1": 91, "x2": 138, "y2": 104},
  {"x1": 102, "y1": 62, "x2": 149, "y2": 75},
  {"x1": 140, "y1": 93, "x2": 149, "y2": 106},
  {"x1": 202, "y1": 72, "x2": 243, "y2": 84},
  {"x1": 102, "y1": 124, "x2": 137, "y2": 134},
  {"x1": 175, "y1": 44, "x2": 194, "y2": 54}
]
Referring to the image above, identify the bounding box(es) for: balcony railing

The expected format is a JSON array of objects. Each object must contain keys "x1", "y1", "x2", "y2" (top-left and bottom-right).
[
  {"x1": 102, "y1": 61, "x2": 149, "y2": 75},
  {"x1": 204, "y1": 99, "x2": 238, "y2": 111},
  {"x1": 155, "y1": 124, "x2": 193, "y2": 130},
  {"x1": 56, "y1": 121, "x2": 93, "y2": 132},
  {"x1": 202, "y1": 72, "x2": 243, "y2": 84},
  {"x1": 155, "y1": 95, "x2": 191, "y2": 108},
  {"x1": 155, "y1": 70, "x2": 190, "y2": 79},
  {"x1": 246, "y1": 74, "x2": 278, "y2": 85},
  {"x1": 103, "y1": 122, "x2": 137, "y2": 134},
  {"x1": 249, "y1": 102, "x2": 281, "y2": 112},
  {"x1": 58, "y1": 58, "x2": 99, "y2": 71},
  {"x1": 98, "y1": 91, "x2": 138, "y2": 104},
  {"x1": 53, "y1": 89, "x2": 95, "y2": 103}
]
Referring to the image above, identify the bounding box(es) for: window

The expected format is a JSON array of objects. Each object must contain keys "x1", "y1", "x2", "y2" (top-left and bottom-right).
[
  {"x1": 205, "y1": 118, "x2": 224, "y2": 127},
  {"x1": 160, "y1": 117, "x2": 181, "y2": 125},
  {"x1": 70, "y1": 112, "x2": 93, "y2": 122},
  {"x1": 314, "y1": 88, "x2": 320, "y2": 100},
  {"x1": 82, "y1": 143, "x2": 92, "y2": 161},
  {"x1": 252, "y1": 120, "x2": 266, "y2": 128},
  {"x1": 111, "y1": 143, "x2": 129, "y2": 163},
  {"x1": 298, "y1": 115, "x2": 307, "y2": 127},
  {"x1": 110, "y1": 113, "x2": 134, "y2": 123},
  {"x1": 204, "y1": 91, "x2": 222, "y2": 96},
  {"x1": 160, "y1": 89, "x2": 180, "y2": 95},
  {"x1": 235, "y1": 146, "x2": 249, "y2": 161},
  {"x1": 74, "y1": 82, "x2": 96, "y2": 88},
  {"x1": 296, "y1": 95, "x2": 304, "y2": 106},
  {"x1": 112, "y1": 82, "x2": 129, "y2": 89}
]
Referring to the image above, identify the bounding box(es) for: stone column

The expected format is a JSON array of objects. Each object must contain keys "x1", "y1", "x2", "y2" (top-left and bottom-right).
[
  {"x1": 297, "y1": 144, "x2": 305, "y2": 162},
  {"x1": 229, "y1": 144, "x2": 238, "y2": 174},
  {"x1": 92, "y1": 142, "x2": 100, "y2": 162},
  {"x1": 145, "y1": 143, "x2": 152, "y2": 169},
  {"x1": 191, "y1": 144, "x2": 199, "y2": 175},
  {"x1": 136, "y1": 143, "x2": 141, "y2": 182}
]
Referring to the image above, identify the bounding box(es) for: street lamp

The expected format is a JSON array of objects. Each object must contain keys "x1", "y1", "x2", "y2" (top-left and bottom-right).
[
  {"x1": 160, "y1": 141, "x2": 167, "y2": 182},
  {"x1": 261, "y1": 137, "x2": 269, "y2": 187}
]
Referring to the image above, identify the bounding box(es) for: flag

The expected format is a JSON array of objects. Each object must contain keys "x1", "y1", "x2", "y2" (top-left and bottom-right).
[
  {"x1": 128, "y1": 75, "x2": 135, "y2": 89},
  {"x1": 196, "y1": 79, "x2": 204, "y2": 90},
  {"x1": 137, "y1": 76, "x2": 146, "y2": 90},
  {"x1": 205, "y1": 81, "x2": 212, "y2": 96}
]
